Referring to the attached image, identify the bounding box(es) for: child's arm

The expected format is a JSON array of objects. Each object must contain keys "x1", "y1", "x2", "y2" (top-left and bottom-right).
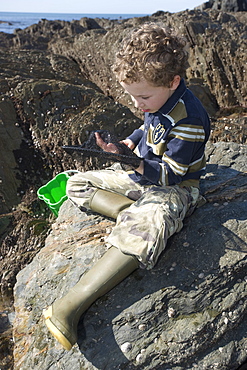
[{"x1": 126, "y1": 125, "x2": 144, "y2": 148}]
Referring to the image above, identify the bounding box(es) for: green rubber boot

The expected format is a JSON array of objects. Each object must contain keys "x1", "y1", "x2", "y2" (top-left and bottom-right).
[
  {"x1": 43, "y1": 247, "x2": 139, "y2": 350},
  {"x1": 89, "y1": 189, "x2": 134, "y2": 219}
]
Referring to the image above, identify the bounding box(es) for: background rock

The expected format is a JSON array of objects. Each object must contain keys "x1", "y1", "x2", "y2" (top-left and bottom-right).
[{"x1": 197, "y1": 0, "x2": 247, "y2": 12}]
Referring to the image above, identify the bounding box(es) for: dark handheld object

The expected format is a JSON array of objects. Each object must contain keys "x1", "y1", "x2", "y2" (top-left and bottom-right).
[{"x1": 62, "y1": 130, "x2": 142, "y2": 169}]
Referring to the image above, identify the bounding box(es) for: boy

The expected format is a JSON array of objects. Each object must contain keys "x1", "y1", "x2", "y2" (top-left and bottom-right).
[{"x1": 43, "y1": 23, "x2": 210, "y2": 350}]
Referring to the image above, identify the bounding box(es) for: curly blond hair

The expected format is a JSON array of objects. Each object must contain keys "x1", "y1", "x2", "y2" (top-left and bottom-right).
[{"x1": 113, "y1": 23, "x2": 189, "y2": 87}]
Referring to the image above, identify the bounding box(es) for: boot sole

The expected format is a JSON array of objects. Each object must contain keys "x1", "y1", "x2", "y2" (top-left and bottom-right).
[{"x1": 43, "y1": 306, "x2": 73, "y2": 351}]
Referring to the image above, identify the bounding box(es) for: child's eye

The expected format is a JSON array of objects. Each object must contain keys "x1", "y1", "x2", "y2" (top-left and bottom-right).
[{"x1": 142, "y1": 96, "x2": 149, "y2": 100}]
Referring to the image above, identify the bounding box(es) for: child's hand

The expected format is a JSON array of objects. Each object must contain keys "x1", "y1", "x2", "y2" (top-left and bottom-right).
[
  {"x1": 64, "y1": 130, "x2": 142, "y2": 170},
  {"x1": 95, "y1": 132, "x2": 120, "y2": 153},
  {"x1": 121, "y1": 139, "x2": 135, "y2": 150}
]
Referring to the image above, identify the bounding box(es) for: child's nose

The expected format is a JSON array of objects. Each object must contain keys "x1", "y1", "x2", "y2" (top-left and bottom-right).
[{"x1": 133, "y1": 98, "x2": 142, "y2": 108}]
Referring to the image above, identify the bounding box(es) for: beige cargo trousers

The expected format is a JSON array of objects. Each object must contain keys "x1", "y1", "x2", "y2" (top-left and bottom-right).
[{"x1": 66, "y1": 164, "x2": 201, "y2": 269}]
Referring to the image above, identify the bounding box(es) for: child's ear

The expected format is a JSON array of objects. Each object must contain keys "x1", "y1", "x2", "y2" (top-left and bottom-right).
[{"x1": 170, "y1": 75, "x2": 181, "y2": 90}]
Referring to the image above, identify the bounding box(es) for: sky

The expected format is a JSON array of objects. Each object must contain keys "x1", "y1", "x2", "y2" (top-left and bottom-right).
[{"x1": 0, "y1": 0, "x2": 205, "y2": 14}]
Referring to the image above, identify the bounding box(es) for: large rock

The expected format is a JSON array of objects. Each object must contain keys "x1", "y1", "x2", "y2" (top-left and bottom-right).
[
  {"x1": 197, "y1": 0, "x2": 247, "y2": 12},
  {"x1": 13, "y1": 141, "x2": 247, "y2": 369},
  {"x1": 0, "y1": 49, "x2": 142, "y2": 214},
  {"x1": 48, "y1": 10, "x2": 247, "y2": 115},
  {"x1": 1, "y1": 10, "x2": 246, "y2": 114}
]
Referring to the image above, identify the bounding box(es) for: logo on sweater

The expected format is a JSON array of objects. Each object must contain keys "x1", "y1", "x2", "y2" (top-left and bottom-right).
[{"x1": 153, "y1": 123, "x2": 166, "y2": 144}]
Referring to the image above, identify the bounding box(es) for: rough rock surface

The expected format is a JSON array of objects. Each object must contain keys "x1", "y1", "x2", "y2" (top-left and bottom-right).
[
  {"x1": 197, "y1": 0, "x2": 247, "y2": 12},
  {"x1": 0, "y1": 9, "x2": 247, "y2": 114},
  {"x1": 0, "y1": 49, "x2": 142, "y2": 215},
  {"x1": 47, "y1": 10, "x2": 247, "y2": 116},
  {"x1": 13, "y1": 142, "x2": 247, "y2": 370}
]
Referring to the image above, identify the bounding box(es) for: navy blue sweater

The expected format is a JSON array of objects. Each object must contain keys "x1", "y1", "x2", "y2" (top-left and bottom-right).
[{"x1": 127, "y1": 79, "x2": 211, "y2": 188}]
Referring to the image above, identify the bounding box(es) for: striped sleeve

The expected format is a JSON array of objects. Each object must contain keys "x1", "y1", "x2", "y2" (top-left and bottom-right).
[
  {"x1": 158, "y1": 121, "x2": 207, "y2": 186},
  {"x1": 169, "y1": 124, "x2": 205, "y2": 142}
]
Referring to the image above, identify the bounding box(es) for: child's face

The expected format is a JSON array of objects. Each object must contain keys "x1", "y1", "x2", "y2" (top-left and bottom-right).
[{"x1": 121, "y1": 77, "x2": 180, "y2": 114}]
